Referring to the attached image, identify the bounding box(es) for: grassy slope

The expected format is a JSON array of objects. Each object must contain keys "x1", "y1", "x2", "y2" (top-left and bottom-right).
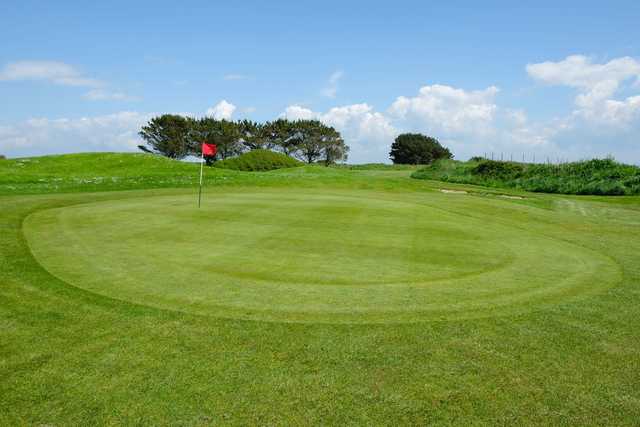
[
  {"x1": 413, "y1": 158, "x2": 640, "y2": 195},
  {"x1": 2, "y1": 153, "x2": 640, "y2": 424},
  {"x1": 0, "y1": 152, "x2": 238, "y2": 194}
]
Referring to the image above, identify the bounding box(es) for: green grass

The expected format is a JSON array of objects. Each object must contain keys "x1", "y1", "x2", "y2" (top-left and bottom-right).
[
  {"x1": 2, "y1": 153, "x2": 640, "y2": 424},
  {"x1": 413, "y1": 158, "x2": 640, "y2": 195},
  {"x1": 331, "y1": 163, "x2": 420, "y2": 171},
  {"x1": 213, "y1": 149, "x2": 303, "y2": 171}
]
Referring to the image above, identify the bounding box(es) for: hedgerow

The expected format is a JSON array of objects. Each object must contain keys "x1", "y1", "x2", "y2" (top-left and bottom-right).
[{"x1": 412, "y1": 158, "x2": 640, "y2": 195}]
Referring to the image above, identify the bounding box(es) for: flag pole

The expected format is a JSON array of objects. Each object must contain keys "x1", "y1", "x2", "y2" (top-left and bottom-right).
[{"x1": 198, "y1": 146, "x2": 204, "y2": 208}]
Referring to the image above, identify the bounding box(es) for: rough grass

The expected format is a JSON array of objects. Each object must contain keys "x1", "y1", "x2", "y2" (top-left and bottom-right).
[
  {"x1": 213, "y1": 149, "x2": 303, "y2": 171},
  {"x1": 1, "y1": 153, "x2": 640, "y2": 424},
  {"x1": 413, "y1": 158, "x2": 640, "y2": 195}
]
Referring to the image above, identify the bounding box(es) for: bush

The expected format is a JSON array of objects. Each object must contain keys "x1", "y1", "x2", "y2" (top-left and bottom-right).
[
  {"x1": 472, "y1": 160, "x2": 524, "y2": 178},
  {"x1": 0, "y1": 154, "x2": 6, "y2": 160},
  {"x1": 212, "y1": 149, "x2": 303, "y2": 171},
  {"x1": 389, "y1": 133, "x2": 452, "y2": 164}
]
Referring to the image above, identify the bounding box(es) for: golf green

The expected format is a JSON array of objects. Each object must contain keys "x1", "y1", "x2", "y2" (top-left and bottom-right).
[{"x1": 24, "y1": 189, "x2": 619, "y2": 323}]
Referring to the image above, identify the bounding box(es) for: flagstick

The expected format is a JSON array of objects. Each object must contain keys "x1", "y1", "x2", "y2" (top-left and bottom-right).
[{"x1": 198, "y1": 149, "x2": 204, "y2": 208}]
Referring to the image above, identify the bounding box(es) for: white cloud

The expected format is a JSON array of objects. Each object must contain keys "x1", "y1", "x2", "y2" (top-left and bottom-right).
[
  {"x1": 0, "y1": 112, "x2": 153, "y2": 157},
  {"x1": 282, "y1": 105, "x2": 318, "y2": 121},
  {"x1": 324, "y1": 104, "x2": 397, "y2": 142},
  {"x1": 321, "y1": 70, "x2": 344, "y2": 98},
  {"x1": 526, "y1": 55, "x2": 640, "y2": 92},
  {"x1": 0, "y1": 60, "x2": 137, "y2": 102},
  {"x1": 527, "y1": 55, "x2": 640, "y2": 111},
  {"x1": 389, "y1": 84, "x2": 500, "y2": 136},
  {"x1": 2, "y1": 63, "x2": 638, "y2": 164},
  {"x1": 223, "y1": 74, "x2": 249, "y2": 81},
  {"x1": 83, "y1": 89, "x2": 139, "y2": 102},
  {"x1": 206, "y1": 100, "x2": 236, "y2": 120},
  {"x1": 523, "y1": 55, "x2": 640, "y2": 162},
  {"x1": 281, "y1": 83, "x2": 571, "y2": 163},
  {"x1": 0, "y1": 60, "x2": 103, "y2": 87},
  {"x1": 282, "y1": 103, "x2": 396, "y2": 142},
  {"x1": 282, "y1": 102, "x2": 397, "y2": 163},
  {"x1": 585, "y1": 95, "x2": 640, "y2": 127}
]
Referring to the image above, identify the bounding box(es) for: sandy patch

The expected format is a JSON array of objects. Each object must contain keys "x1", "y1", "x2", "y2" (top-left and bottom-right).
[{"x1": 440, "y1": 189, "x2": 468, "y2": 194}]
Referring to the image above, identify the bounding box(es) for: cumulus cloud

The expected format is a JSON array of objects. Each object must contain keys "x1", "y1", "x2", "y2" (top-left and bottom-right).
[
  {"x1": 206, "y1": 100, "x2": 236, "y2": 120},
  {"x1": 281, "y1": 83, "x2": 570, "y2": 162},
  {"x1": 527, "y1": 55, "x2": 640, "y2": 123},
  {"x1": 321, "y1": 70, "x2": 344, "y2": 98},
  {"x1": 0, "y1": 112, "x2": 153, "y2": 158},
  {"x1": 283, "y1": 85, "x2": 502, "y2": 159},
  {"x1": 526, "y1": 55, "x2": 640, "y2": 93},
  {"x1": 389, "y1": 84, "x2": 500, "y2": 136},
  {"x1": 282, "y1": 103, "x2": 397, "y2": 163}
]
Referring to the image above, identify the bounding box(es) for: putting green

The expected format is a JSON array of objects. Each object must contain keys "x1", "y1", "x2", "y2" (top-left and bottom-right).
[{"x1": 24, "y1": 189, "x2": 620, "y2": 323}]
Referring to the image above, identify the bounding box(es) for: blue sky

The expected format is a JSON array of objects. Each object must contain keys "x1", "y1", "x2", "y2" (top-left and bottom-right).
[{"x1": 1, "y1": 0, "x2": 640, "y2": 163}]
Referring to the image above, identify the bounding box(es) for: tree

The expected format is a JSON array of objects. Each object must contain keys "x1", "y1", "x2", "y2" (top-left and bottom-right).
[
  {"x1": 137, "y1": 145, "x2": 154, "y2": 154},
  {"x1": 192, "y1": 118, "x2": 243, "y2": 160},
  {"x1": 237, "y1": 120, "x2": 273, "y2": 150},
  {"x1": 286, "y1": 120, "x2": 347, "y2": 164},
  {"x1": 139, "y1": 114, "x2": 194, "y2": 159},
  {"x1": 289, "y1": 120, "x2": 322, "y2": 163},
  {"x1": 322, "y1": 128, "x2": 349, "y2": 165},
  {"x1": 264, "y1": 119, "x2": 296, "y2": 155},
  {"x1": 389, "y1": 133, "x2": 452, "y2": 164}
]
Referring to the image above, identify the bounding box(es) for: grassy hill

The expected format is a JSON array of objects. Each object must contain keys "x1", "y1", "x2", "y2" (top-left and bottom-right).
[
  {"x1": 0, "y1": 152, "x2": 207, "y2": 194},
  {"x1": 1, "y1": 152, "x2": 640, "y2": 424},
  {"x1": 213, "y1": 149, "x2": 303, "y2": 171},
  {"x1": 413, "y1": 158, "x2": 640, "y2": 195}
]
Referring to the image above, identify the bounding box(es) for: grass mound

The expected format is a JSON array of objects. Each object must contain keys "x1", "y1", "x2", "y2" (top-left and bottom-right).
[
  {"x1": 412, "y1": 158, "x2": 640, "y2": 195},
  {"x1": 213, "y1": 149, "x2": 302, "y2": 171}
]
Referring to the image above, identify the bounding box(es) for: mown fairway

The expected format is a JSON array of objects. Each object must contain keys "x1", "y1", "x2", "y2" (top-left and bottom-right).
[{"x1": 2, "y1": 154, "x2": 640, "y2": 424}]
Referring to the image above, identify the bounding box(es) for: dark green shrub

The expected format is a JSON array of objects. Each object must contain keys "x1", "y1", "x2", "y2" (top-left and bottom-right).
[
  {"x1": 213, "y1": 149, "x2": 302, "y2": 171},
  {"x1": 389, "y1": 133, "x2": 452, "y2": 164}
]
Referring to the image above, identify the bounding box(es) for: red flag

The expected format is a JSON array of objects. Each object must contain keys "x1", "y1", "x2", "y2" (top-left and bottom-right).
[{"x1": 202, "y1": 142, "x2": 217, "y2": 157}]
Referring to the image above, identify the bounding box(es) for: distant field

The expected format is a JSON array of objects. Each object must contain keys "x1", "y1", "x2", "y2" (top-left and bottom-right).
[{"x1": 2, "y1": 153, "x2": 640, "y2": 424}]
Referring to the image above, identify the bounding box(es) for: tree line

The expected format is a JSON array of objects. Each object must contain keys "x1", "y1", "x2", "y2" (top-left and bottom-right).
[{"x1": 138, "y1": 114, "x2": 349, "y2": 165}]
